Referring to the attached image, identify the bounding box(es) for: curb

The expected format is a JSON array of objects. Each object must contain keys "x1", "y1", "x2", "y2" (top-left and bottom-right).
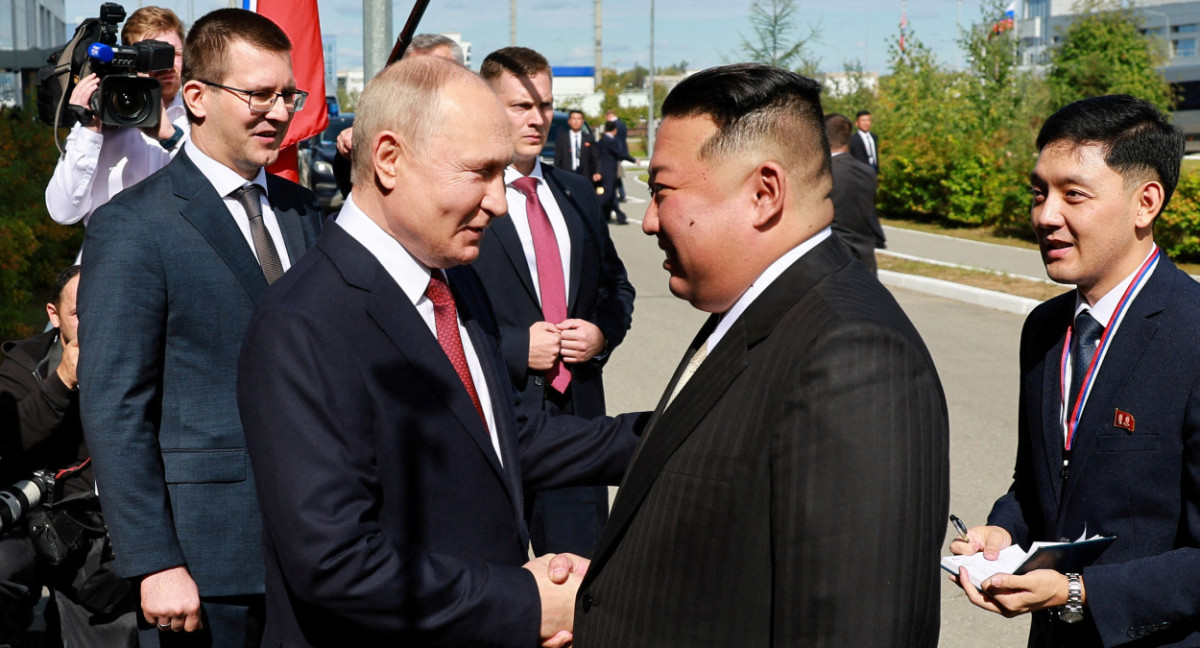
[{"x1": 879, "y1": 270, "x2": 1041, "y2": 316}]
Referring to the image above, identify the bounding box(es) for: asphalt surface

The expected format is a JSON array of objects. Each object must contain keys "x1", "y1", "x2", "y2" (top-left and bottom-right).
[{"x1": 607, "y1": 172, "x2": 1032, "y2": 646}]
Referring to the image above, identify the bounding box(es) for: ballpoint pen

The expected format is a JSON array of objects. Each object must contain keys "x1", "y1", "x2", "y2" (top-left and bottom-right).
[{"x1": 950, "y1": 514, "x2": 970, "y2": 542}]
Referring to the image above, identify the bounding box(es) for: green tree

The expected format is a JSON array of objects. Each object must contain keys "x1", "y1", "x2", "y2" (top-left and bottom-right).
[
  {"x1": 1047, "y1": 0, "x2": 1173, "y2": 111},
  {"x1": 736, "y1": 0, "x2": 820, "y2": 74}
]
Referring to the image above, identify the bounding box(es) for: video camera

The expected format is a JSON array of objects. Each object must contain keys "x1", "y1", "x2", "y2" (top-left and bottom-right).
[
  {"x1": 0, "y1": 470, "x2": 54, "y2": 535},
  {"x1": 36, "y1": 2, "x2": 175, "y2": 131}
]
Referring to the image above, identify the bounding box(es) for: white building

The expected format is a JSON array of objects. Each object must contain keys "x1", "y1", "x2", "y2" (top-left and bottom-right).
[
  {"x1": 0, "y1": 0, "x2": 66, "y2": 105},
  {"x1": 1016, "y1": 0, "x2": 1200, "y2": 67}
]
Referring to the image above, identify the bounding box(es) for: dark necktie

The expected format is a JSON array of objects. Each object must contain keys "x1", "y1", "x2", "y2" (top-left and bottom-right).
[
  {"x1": 1068, "y1": 310, "x2": 1104, "y2": 409},
  {"x1": 232, "y1": 184, "x2": 284, "y2": 284},
  {"x1": 512, "y1": 176, "x2": 571, "y2": 393},
  {"x1": 426, "y1": 271, "x2": 487, "y2": 426}
]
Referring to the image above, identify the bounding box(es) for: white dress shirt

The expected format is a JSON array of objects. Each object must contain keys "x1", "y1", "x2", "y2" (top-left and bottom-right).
[
  {"x1": 858, "y1": 130, "x2": 877, "y2": 167},
  {"x1": 504, "y1": 161, "x2": 573, "y2": 307},
  {"x1": 183, "y1": 142, "x2": 293, "y2": 271},
  {"x1": 45, "y1": 94, "x2": 189, "y2": 226},
  {"x1": 335, "y1": 194, "x2": 502, "y2": 462}
]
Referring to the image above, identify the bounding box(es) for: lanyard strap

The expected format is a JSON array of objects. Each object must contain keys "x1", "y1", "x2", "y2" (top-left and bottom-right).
[{"x1": 1059, "y1": 247, "x2": 1160, "y2": 450}]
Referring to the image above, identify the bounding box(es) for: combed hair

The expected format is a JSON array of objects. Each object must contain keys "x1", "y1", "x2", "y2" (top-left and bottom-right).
[
  {"x1": 1037, "y1": 94, "x2": 1185, "y2": 214},
  {"x1": 351, "y1": 56, "x2": 478, "y2": 186},
  {"x1": 479, "y1": 46, "x2": 551, "y2": 82},
  {"x1": 661, "y1": 63, "x2": 830, "y2": 181},
  {"x1": 51, "y1": 265, "x2": 80, "y2": 307},
  {"x1": 122, "y1": 6, "x2": 185, "y2": 45},
  {"x1": 825, "y1": 113, "x2": 853, "y2": 149},
  {"x1": 183, "y1": 9, "x2": 291, "y2": 87},
  {"x1": 405, "y1": 33, "x2": 465, "y2": 66}
]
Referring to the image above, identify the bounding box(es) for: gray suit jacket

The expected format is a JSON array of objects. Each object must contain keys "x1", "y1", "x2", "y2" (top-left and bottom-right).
[
  {"x1": 573, "y1": 236, "x2": 950, "y2": 647},
  {"x1": 77, "y1": 150, "x2": 323, "y2": 596}
]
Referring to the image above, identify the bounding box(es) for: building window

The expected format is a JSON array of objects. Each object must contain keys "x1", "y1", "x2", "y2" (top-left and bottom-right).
[
  {"x1": 1177, "y1": 38, "x2": 1197, "y2": 57},
  {"x1": 1174, "y1": 24, "x2": 1198, "y2": 33}
]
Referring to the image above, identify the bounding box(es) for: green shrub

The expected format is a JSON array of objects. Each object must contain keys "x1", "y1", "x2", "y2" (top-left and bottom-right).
[
  {"x1": 1157, "y1": 172, "x2": 1200, "y2": 260},
  {"x1": 0, "y1": 107, "x2": 83, "y2": 339}
]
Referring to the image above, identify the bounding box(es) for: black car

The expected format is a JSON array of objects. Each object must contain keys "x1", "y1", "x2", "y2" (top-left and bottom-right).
[{"x1": 298, "y1": 113, "x2": 354, "y2": 214}]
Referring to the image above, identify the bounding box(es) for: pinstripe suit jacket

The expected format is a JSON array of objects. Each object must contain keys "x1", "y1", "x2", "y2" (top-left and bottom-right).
[{"x1": 573, "y1": 236, "x2": 950, "y2": 647}]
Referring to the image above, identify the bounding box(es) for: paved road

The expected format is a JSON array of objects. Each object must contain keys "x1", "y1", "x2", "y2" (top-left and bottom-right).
[
  {"x1": 604, "y1": 174, "x2": 1032, "y2": 646},
  {"x1": 883, "y1": 225, "x2": 1050, "y2": 281}
]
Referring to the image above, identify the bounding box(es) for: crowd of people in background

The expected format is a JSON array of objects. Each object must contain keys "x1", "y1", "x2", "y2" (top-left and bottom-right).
[{"x1": 2, "y1": 4, "x2": 1198, "y2": 648}]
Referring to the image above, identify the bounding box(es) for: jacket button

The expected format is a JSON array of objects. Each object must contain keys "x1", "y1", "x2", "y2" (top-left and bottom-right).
[
  {"x1": 1128, "y1": 628, "x2": 1138, "y2": 638},
  {"x1": 533, "y1": 376, "x2": 544, "y2": 386},
  {"x1": 581, "y1": 593, "x2": 594, "y2": 613}
]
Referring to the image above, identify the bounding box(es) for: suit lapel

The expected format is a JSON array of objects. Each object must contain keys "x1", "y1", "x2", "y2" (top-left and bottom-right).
[
  {"x1": 1059, "y1": 262, "x2": 1170, "y2": 511},
  {"x1": 488, "y1": 216, "x2": 540, "y2": 306},
  {"x1": 590, "y1": 237, "x2": 851, "y2": 573},
  {"x1": 319, "y1": 227, "x2": 510, "y2": 489},
  {"x1": 1038, "y1": 322, "x2": 1068, "y2": 505},
  {"x1": 543, "y1": 168, "x2": 585, "y2": 311},
  {"x1": 266, "y1": 175, "x2": 316, "y2": 262},
  {"x1": 171, "y1": 154, "x2": 270, "y2": 303}
]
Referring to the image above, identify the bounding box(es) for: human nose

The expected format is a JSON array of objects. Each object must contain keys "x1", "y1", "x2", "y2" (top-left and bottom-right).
[
  {"x1": 482, "y1": 174, "x2": 508, "y2": 218},
  {"x1": 642, "y1": 200, "x2": 658, "y2": 236}
]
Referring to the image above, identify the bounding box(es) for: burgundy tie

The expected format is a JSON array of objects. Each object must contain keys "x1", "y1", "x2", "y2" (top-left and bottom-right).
[
  {"x1": 425, "y1": 271, "x2": 487, "y2": 425},
  {"x1": 511, "y1": 176, "x2": 571, "y2": 393}
]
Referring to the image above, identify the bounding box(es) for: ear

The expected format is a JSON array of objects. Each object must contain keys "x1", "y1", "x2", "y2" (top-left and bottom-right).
[
  {"x1": 182, "y1": 80, "x2": 207, "y2": 120},
  {"x1": 46, "y1": 302, "x2": 61, "y2": 330},
  {"x1": 1134, "y1": 180, "x2": 1165, "y2": 230},
  {"x1": 748, "y1": 160, "x2": 786, "y2": 229},
  {"x1": 373, "y1": 131, "x2": 403, "y2": 192}
]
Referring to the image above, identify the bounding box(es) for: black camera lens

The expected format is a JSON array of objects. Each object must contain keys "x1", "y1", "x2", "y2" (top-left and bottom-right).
[{"x1": 109, "y1": 87, "x2": 150, "y2": 121}]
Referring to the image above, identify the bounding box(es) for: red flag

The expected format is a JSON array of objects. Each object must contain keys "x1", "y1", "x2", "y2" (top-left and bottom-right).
[{"x1": 251, "y1": 0, "x2": 329, "y2": 181}]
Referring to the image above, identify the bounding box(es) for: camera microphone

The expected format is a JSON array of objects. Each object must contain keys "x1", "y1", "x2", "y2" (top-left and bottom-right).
[{"x1": 87, "y1": 42, "x2": 115, "y2": 64}]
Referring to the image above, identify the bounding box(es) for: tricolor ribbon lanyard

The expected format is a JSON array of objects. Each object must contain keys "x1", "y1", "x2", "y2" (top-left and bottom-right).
[{"x1": 1059, "y1": 247, "x2": 1160, "y2": 474}]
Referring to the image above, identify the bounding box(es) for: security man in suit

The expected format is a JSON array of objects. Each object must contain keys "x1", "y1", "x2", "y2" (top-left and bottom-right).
[
  {"x1": 77, "y1": 9, "x2": 322, "y2": 646},
  {"x1": 475, "y1": 47, "x2": 635, "y2": 557},
  {"x1": 951, "y1": 96, "x2": 1200, "y2": 647},
  {"x1": 554, "y1": 109, "x2": 600, "y2": 184},
  {"x1": 848, "y1": 109, "x2": 879, "y2": 171},
  {"x1": 825, "y1": 112, "x2": 886, "y2": 274},
  {"x1": 236, "y1": 55, "x2": 642, "y2": 648},
  {"x1": 572, "y1": 63, "x2": 949, "y2": 648}
]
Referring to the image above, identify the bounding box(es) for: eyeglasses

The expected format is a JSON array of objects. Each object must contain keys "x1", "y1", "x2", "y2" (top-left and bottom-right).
[{"x1": 199, "y1": 80, "x2": 308, "y2": 114}]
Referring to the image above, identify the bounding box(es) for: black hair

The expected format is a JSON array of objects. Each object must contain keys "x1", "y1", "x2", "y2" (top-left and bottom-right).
[
  {"x1": 50, "y1": 265, "x2": 80, "y2": 307},
  {"x1": 1037, "y1": 94, "x2": 1184, "y2": 213}
]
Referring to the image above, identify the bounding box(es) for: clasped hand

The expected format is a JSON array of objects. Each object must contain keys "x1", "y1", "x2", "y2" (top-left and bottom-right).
[
  {"x1": 524, "y1": 553, "x2": 590, "y2": 648},
  {"x1": 948, "y1": 525, "x2": 1073, "y2": 617},
  {"x1": 528, "y1": 320, "x2": 606, "y2": 370}
]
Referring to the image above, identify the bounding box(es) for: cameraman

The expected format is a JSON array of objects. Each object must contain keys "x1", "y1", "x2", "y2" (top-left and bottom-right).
[
  {"x1": 0, "y1": 266, "x2": 137, "y2": 647},
  {"x1": 44, "y1": 6, "x2": 188, "y2": 228}
]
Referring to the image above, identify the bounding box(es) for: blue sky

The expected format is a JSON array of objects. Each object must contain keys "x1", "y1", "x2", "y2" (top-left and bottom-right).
[{"x1": 65, "y1": 0, "x2": 986, "y2": 75}]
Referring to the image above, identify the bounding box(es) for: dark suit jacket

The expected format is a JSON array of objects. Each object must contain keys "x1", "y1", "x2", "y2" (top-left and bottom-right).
[
  {"x1": 987, "y1": 257, "x2": 1200, "y2": 648},
  {"x1": 76, "y1": 151, "x2": 323, "y2": 596},
  {"x1": 554, "y1": 127, "x2": 599, "y2": 181},
  {"x1": 573, "y1": 236, "x2": 950, "y2": 647},
  {"x1": 237, "y1": 222, "x2": 643, "y2": 647},
  {"x1": 607, "y1": 118, "x2": 628, "y2": 148},
  {"x1": 848, "y1": 129, "x2": 879, "y2": 170},
  {"x1": 830, "y1": 153, "x2": 886, "y2": 267},
  {"x1": 472, "y1": 165, "x2": 634, "y2": 419},
  {"x1": 596, "y1": 136, "x2": 634, "y2": 197}
]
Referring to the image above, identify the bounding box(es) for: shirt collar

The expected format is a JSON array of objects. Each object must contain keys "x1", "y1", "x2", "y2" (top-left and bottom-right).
[
  {"x1": 183, "y1": 141, "x2": 269, "y2": 199},
  {"x1": 505, "y1": 159, "x2": 546, "y2": 187},
  {"x1": 334, "y1": 193, "x2": 432, "y2": 306},
  {"x1": 707, "y1": 227, "x2": 833, "y2": 351},
  {"x1": 1073, "y1": 247, "x2": 1157, "y2": 327}
]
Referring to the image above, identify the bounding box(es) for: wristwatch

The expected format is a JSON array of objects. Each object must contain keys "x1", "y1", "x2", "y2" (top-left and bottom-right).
[{"x1": 1058, "y1": 573, "x2": 1085, "y2": 623}]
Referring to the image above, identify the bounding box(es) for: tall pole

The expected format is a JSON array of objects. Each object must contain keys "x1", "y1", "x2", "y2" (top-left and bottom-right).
[
  {"x1": 647, "y1": 0, "x2": 655, "y2": 156},
  {"x1": 511, "y1": 0, "x2": 517, "y2": 46},
  {"x1": 363, "y1": 0, "x2": 392, "y2": 81},
  {"x1": 594, "y1": 0, "x2": 602, "y2": 88}
]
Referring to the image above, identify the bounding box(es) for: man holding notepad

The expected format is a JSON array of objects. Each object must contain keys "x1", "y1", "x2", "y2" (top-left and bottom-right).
[{"x1": 950, "y1": 95, "x2": 1200, "y2": 647}]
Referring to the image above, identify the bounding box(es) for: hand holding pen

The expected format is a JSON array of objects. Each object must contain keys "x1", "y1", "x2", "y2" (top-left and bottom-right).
[{"x1": 948, "y1": 514, "x2": 1013, "y2": 560}]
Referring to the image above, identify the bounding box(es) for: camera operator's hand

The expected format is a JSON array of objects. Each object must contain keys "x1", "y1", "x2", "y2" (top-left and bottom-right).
[
  {"x1": 336, "y1": 126, "x2": 354, "y2": 159},
  {"x1": 145, "y1": 102, "x2": 177, "y2": 141},
  {"x1": 141, "y1": 565, "x2": 204, "y2": 633},
  {"x1": 57, "y1": 335, "x2": 78, "y2": 390},
  {"x1": 69, "y1": 73, "x2": 102, "y2": 133}
]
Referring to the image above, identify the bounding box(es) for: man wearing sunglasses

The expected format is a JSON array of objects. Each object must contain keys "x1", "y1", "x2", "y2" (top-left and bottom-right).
[{"x1": 76, "y1": 9, "x2": 322, "y2": 647}]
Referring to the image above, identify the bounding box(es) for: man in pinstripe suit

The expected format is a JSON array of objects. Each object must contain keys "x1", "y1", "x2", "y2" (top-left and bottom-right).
[{"x1": 572, "y1": 63, "x2": 950, "y2": 648}]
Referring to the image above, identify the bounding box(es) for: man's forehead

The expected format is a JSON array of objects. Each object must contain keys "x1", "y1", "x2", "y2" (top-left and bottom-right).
[{"x1": 1032, "y1": 140, "x2": 1112, "y2": 182}]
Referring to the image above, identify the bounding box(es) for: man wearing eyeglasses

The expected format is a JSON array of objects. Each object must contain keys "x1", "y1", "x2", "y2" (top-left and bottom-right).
[{"x1": 76, "y1": 9, "x2": 322, "y2": 647}]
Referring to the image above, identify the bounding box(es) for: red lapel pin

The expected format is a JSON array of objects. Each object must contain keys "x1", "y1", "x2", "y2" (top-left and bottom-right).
[{"x1": 1113, "y1": 409, "x2": 1135, "y2": 433}]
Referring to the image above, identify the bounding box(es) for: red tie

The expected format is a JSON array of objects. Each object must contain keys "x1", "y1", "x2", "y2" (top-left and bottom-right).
[
  {"x1": 512, "y1": 176, "x2": 571, "y2": 393},
  {"x1": 426, "y1": 271, "x2": 487, "y2": 425}
]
